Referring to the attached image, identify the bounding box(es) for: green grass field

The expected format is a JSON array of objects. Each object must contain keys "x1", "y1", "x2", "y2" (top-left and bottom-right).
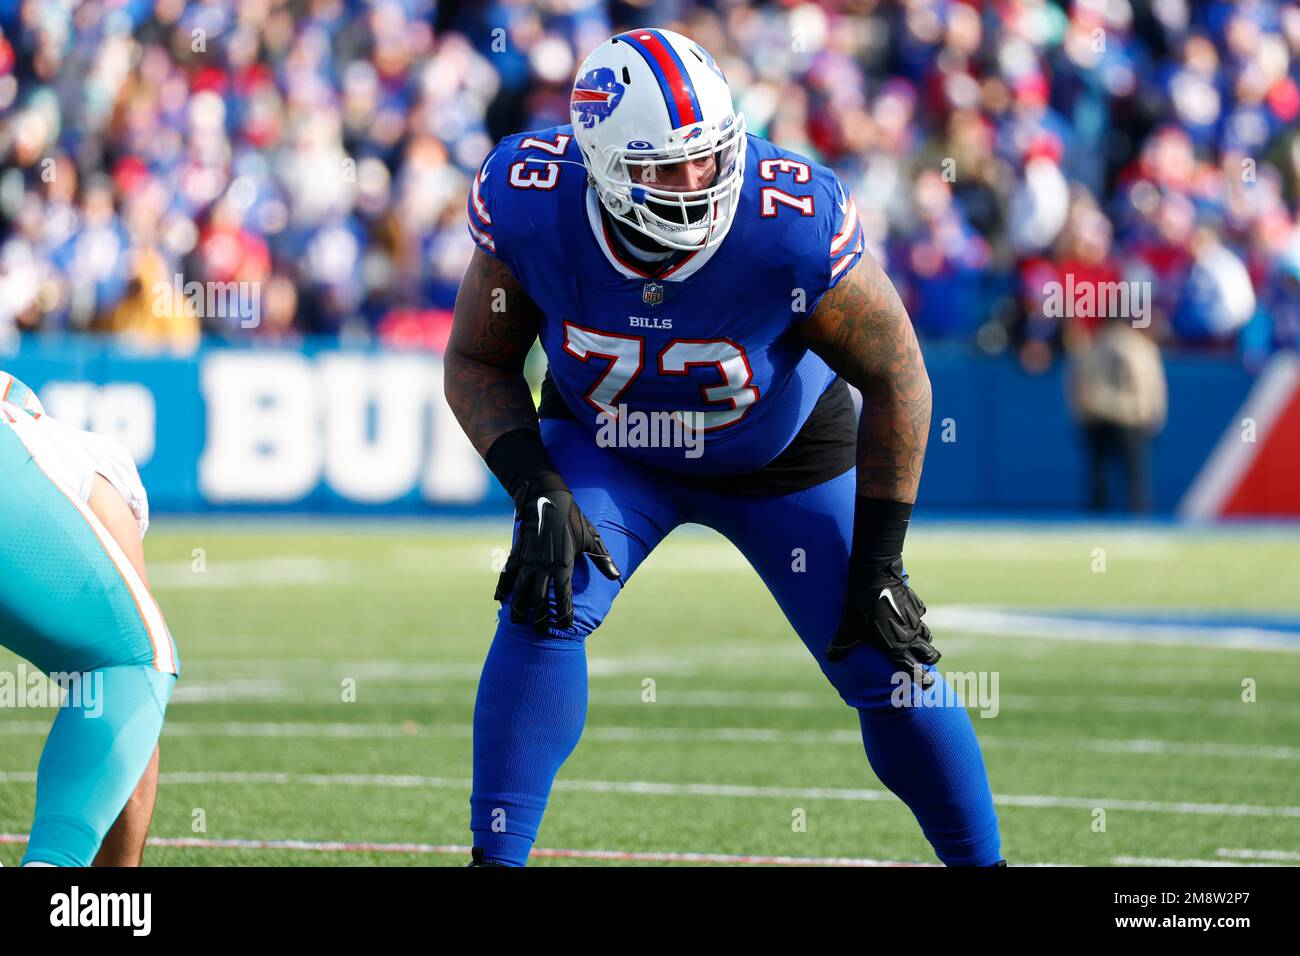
[{"x1": 2, "y1": 519, "x2": 1298, "y2": 866}]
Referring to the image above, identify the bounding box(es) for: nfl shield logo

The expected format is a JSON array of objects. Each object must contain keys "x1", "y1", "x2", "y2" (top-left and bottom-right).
[{"x1": 642, "y1": 282, "x2": 664, "y2": 306}]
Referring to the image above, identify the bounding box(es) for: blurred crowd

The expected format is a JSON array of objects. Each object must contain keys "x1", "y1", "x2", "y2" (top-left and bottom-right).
[{"x1": 1, "y1": 0, "x2": 1298, "y2": 372}]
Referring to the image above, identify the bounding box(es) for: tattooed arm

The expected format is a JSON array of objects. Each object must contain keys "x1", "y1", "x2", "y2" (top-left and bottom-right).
[
  {"x1": 801, "y1": 253, "x2": 940, "y2": 673},
  {"x1": 445, "y1": 247, "x2": 620, "y2": 629},
  {"x1": 444, "y1": 248, "x2": 544, "y2": 456},
  {"x1": 799, "y1": 253, "x2": 932, "y2": 504}
]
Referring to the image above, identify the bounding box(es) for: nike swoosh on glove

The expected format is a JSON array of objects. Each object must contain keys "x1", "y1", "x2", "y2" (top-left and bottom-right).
[
  {"x1": 494, "y1": 483, "x2": 620, "y2": 633},
  {"x1": 826, "y1": 557, "x2": 940, "y2": 686}
]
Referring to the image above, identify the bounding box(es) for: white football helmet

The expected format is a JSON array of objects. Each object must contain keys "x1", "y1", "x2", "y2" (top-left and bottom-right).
[{"x1": 570, "y1": 29, "x2": 747, "y2": 252}]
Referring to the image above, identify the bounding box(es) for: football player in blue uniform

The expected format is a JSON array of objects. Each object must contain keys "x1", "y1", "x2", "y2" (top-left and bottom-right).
[{"x1": 446, "y1": 29, "x2": 1003, "y2": 866}]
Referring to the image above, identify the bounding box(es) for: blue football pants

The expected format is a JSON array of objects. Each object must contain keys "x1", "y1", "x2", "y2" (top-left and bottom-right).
[{"x1": 471, "y1": 418, "x2": 1001, "y2": 866}]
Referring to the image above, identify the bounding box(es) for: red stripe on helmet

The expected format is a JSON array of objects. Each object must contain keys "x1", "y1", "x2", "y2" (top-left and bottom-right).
[{"x1": 626, "y1": 32, "x2": 701, "y2": 128}]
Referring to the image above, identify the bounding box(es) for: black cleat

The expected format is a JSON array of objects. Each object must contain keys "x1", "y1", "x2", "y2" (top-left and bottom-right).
[{"x1": 468, "y1": 847, "x2": 508, "y2": 867}]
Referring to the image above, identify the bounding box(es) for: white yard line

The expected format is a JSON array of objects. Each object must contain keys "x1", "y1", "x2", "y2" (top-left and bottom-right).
[
  {"x1": 1216, "y1": 848, "x2": 1300, "y2": 862},
  {"x1": 2, "y1": 769, "x2": 1295, "y2": 819},
  {"x1": 928, "y1": 607, "x2": 1300, "y2": 652},
  {"x1": 1112, "y1": 856, "x2": 1287, "y2": 867},
  {"x1": 0, "y1": 833, "x2": 934, "y2": 866},
  {"x1": 2, "y1": 720, "x2": 1296, "y2": 761},
  {"x1": 147, "y1": 558, "x2": 351, "y2": 589},
  {"x1": 4, "y1": 831, "x2": 1288, "y2": 867}
]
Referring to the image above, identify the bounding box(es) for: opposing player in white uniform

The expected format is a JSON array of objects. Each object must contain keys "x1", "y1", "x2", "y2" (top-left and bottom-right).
[{"x1": 0, "y1": 371, "x2": 179, "y2": 866}]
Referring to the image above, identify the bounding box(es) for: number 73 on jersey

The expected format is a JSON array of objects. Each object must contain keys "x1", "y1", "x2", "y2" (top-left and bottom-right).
[{"x1": 562, "y1": 321, "x2": 760, "y2": 431}]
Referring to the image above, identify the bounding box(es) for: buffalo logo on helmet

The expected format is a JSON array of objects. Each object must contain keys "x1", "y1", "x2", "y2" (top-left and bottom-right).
[
  {"x1": 693, "y1": 43, "x2": 726, "y2": 82},
  {"x1": 571, "y1": 68, "x2": 625, "y2": 129}
]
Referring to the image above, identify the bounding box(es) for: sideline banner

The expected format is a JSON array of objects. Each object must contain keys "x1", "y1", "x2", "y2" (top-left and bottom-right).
[{"x1": 0, "y1": 338, "x2": 1267, "y2": 515}]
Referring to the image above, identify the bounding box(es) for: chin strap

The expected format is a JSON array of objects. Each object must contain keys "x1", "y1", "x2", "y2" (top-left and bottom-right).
[
  {"x1": 607, "y1": 210, "x2": 677, "y2": 263},
  {"x1": 615, "y1": 229, "x2": 674, "y2": 262}
]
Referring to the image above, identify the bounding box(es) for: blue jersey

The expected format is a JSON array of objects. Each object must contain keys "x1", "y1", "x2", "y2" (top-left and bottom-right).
[{"x1": 466, "y1": 126, "x2": 865, "y2": 475}]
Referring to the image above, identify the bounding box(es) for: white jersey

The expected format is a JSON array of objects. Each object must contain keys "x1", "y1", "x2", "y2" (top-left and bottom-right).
[{"x1": 2, "y1": 400, "x2": 150, "y2": 538}]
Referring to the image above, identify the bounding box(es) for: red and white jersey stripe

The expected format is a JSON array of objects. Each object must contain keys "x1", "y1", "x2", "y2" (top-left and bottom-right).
[
  {"x1": 828, "y1": 184, "x2": 864, "y2": 286},
  {"x1": 466, "y1": 151, "x2": 497, "y2": 255}
]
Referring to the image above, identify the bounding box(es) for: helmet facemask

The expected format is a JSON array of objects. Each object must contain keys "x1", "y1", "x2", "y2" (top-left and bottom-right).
[{"x1": 584, "y1": 112, "x2": 747, "y2": 252}]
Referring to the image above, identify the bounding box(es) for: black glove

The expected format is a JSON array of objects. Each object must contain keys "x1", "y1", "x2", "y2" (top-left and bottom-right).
[
  {"x1": 825, "y1": 497, "x2": 939, "y2": 686},
  {"x1": 827, "y1": 557, "x2": 939, "y2": 683},
  {"x1": 495, "y1": 477, "x2": 620, "y2": 631},
  {"x1": 485, "y1": 429, "x2": 619, "y2": 634}
]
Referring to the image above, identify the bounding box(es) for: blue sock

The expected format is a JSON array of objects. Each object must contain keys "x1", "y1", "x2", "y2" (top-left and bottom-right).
[
  {"x1": 23, "y1": 665, "x2": 174, "y2": 867},
  {"x1": 470, "y1": 622, "x2": 588, "y2": 866},
  {"x1": 857, "y1": 681, "x2": 1002, "y2": 866}
]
